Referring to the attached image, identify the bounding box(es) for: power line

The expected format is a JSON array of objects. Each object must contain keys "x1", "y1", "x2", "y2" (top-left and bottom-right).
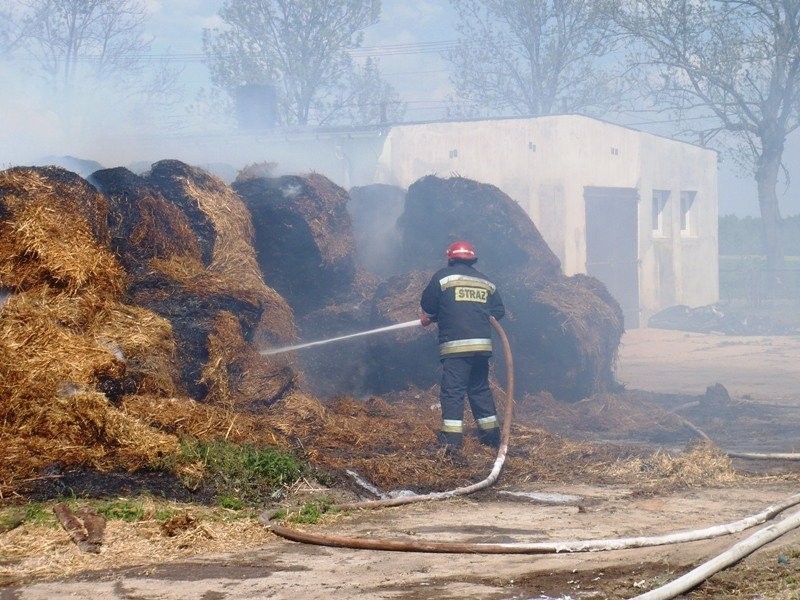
[{"x1": 17, "y1": 38, "x2": 464, "y2": 63}]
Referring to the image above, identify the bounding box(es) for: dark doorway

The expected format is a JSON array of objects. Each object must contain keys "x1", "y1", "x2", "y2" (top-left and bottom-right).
[{"x1": 584, "y1": 187, "x2": 640, "y2": 328}]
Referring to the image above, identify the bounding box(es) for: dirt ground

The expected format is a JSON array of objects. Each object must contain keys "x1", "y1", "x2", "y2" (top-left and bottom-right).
[{"x1": 3, "y1": 328, "x2": 800, "y2": 599}]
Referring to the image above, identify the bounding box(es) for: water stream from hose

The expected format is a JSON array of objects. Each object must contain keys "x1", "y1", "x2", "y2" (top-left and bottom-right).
[{"x1": 259, "y1": 319, "x2": 421, "y2": 356}]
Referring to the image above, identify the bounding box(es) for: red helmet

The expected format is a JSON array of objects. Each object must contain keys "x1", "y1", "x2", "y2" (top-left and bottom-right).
[{"x1": 445, "y1": 240, "x2": 477, "y2": 262}]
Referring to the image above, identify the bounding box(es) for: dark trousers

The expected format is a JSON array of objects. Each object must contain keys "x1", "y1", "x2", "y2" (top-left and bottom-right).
[{"x1": 439, "y1": 355, "x2": 499, "y2": 447}]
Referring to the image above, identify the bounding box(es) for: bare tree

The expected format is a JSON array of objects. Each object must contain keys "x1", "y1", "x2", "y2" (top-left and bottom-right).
[
  {"x1": 19, "y1": 0, "x2": 152, "y2": 95},
  {"x1": 445, "y1": 0, "x2": 623, "y2": 117},
  {"x1": 0, "y1": 4, "x2": 35, "y2": 54},
  {"x1": 615, "y1": 0, "x2": 800, "y2": 274},
  {"x1": 203, "y1": 0, "x2": 403, "y2": 126}
]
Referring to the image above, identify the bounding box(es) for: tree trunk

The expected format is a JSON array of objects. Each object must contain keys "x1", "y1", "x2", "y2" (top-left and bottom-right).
[{"x1": 755, "y1": 134, "x2": 785, "y2": 281}]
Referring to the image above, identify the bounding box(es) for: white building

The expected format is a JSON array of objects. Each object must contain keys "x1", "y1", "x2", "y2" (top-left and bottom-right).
[{"x1": 371, "y1": 115, "x2": 719, "y2": 327}]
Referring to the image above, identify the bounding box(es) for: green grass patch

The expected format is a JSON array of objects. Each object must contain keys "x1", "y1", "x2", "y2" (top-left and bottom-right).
[
  {"x1": 176, "y1": 438, "x2": 304, "y2": 507},
  {"x1": 97, "y1": 499, "x2": 145, "y2": 522},
  {"x1": 23, "y1": 502, "x2": 54, "y2": 525},
  {"x1": 286, "y1": 497, "x2": 336, "y2": 525}
]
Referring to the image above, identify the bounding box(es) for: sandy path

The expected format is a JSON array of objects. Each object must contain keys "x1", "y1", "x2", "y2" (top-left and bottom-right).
[
  {"x1": 10, "y1": 482, "x2": 800, "y2": 599},
  {"x1": 616, "y1": 328, "x2": 800, "y2": 402}
]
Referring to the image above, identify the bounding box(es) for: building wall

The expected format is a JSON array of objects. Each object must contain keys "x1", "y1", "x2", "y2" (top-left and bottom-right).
[
  {"x1": 373, "y1": 115, "x2": 718, "y2": 326},
  {"x1": 636, "y1": 133, "x2": 719, "y2": 322}
]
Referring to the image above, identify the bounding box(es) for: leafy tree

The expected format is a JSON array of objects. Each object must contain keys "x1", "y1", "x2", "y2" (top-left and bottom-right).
[
  {"x1": 203, "y1": 0, "x2": 403, "y2": 126},
  {"x1": 614, "y1": 0, "x2": 800, "y2": 275},
  {"x1": 445, "y1": 0, "x2": 623, "y2": 117}
]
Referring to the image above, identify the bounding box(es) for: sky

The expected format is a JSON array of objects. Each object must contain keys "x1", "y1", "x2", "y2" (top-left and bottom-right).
[{"x1": 1, "y1": 0, "x2": 798, "y2": 217}]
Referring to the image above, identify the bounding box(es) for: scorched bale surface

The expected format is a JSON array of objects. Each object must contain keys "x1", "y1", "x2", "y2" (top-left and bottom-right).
[
  {"x1": 90, "y1": 167, "x2": 204, "y2": 289},
  {"x1": 102, "y1": 160, "x2": 297, "y2": 402},
  {"x1": 144, "y1": 160, "x2": 216, "y2": 264},
  {"x1": 400, "y1": 175, "x2": 561, "y2": 283},
  {"x1": 365, "y1": 271, "x2": 439, "y2": 394},
  {"x1": 233, "y1": 173, "x2": 356, "y2": 317}
]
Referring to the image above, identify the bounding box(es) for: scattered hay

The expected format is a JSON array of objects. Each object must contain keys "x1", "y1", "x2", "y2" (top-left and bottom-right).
[
  {"x1": 0, "y1": 167, "x2": 123, "y2": 296},
  {"x1": 604, "y1": 440, "x2": 739, "y2": 490},
  {"x1": 0, "y1": 505, "x2": 274, "y2": 587},
  {"x1": 521, "y1": 391, "x2": 690, "y2": 443},
  {"x1": 120, "y1": 394, "x2": 286, "y2": 448}
]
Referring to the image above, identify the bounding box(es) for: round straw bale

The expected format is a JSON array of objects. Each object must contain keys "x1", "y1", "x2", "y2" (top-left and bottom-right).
[
  {"x1": 90, "y1": 167, "x2": 205, "y2": 282},
  {"x1": 504, "y1": 273, "x2": 624, "y2": 402},
  {"x1": 0, "y1": 167, "x2": 124, "y2": 297},
  {"x1": 233, "y1": 172, "x2": 356, "y2": 316},
  {"x1": 400, "y1": 175, "x2": 561, "y2": 284},
  {"x1": 145, "y1": 159, "x2": 295, "y2": 342}
]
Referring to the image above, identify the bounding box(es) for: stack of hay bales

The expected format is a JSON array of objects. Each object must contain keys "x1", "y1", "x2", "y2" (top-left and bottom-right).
[
  {"x1": 93, "y1": 160, "x2": 297, "y2": 406},
  {"x1": 235, "y1": 172, "x2": 376, "y2": 398},
  {"x1": 0, "y1": 166, "x2": 179, "y2": 485},
  {"x1": 391, "y1": 175, "x2": 624, "y2": 402},
  {"x1": 0, "y1": 161, "x2": 304, "y2": 494}
]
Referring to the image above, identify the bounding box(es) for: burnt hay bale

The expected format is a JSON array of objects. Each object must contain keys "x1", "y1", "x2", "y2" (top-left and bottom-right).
[
  {"x1": 0, "y1": 167, "x2": 182, "y2": 488},
  {"x1": 143, "y1": 161, "x2": 297, "y2": 398},
  {"x1": 513, "y1": 274, "x2": 624, "y2": 401},
  {"x1": 0, "y1": 166, "x2": 121, "y2": 296},
  {"x1": 90, "y1": 167, "x2": 205, "y2": 287},
  {"x1": 400, "y1": 175, "x2": 562, "y2": 283},
  {"x1": 398, "y1": 175, "x2": 623, "y2": 402},
  {"x1": 233, "y1": 172, "x2": 356, "y2": 317}
]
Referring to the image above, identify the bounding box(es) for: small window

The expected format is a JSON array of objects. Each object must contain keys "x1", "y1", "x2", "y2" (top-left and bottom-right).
[
  {"x1": 652, "y1": 190, "x2": 669, "y2": 235},
  {"x1": 449, "y1": 148, "x2": 458, "y2": 159},
  {"x1": 680, "y1": 191, "x2": 696, "y2": 236}
]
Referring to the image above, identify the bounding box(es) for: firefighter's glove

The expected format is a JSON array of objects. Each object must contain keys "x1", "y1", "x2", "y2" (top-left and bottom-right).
[{"x1": 420, "y1": 315, "x2": 433, "y2": 327}]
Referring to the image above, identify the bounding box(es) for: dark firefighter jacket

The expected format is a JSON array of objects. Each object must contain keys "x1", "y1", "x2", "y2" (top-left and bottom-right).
[{"x1": 420, "y1": 261, "x2": 505, "y2": 357}]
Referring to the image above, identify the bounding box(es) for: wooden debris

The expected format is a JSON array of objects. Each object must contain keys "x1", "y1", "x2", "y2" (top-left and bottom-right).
[{"x1": 53, "y1": 504, "x2": 104, "y2": 553}]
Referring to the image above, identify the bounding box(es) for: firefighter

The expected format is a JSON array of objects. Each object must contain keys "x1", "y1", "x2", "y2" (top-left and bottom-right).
[{"x1": 419, "y1": 240, "x2": 505, "y2": 456}]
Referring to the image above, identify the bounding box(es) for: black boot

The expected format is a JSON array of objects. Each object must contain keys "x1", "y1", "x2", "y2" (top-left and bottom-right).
[
  {"x1": 477, "y1": 428, "x2": 500, "y2": 449},
  {"x1": 437, "y1": 430, "x2": 463, "y2": 448}
]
